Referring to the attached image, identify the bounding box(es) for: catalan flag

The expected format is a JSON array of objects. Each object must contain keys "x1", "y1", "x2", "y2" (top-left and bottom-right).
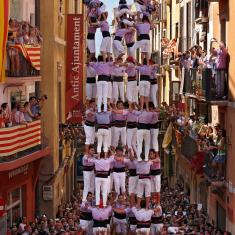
[
  {"x1": 9, "y1": 44, "x2": 41, "y2": 70},
  {"x1": 0, "y1": 0, "x2": 9, "y2": 83}
]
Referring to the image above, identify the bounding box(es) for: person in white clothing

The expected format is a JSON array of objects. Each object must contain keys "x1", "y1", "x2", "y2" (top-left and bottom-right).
[
  {"x1": 112, "y1": 101, "x2": 128, "y2": 148},
  {"x1": 132, "y1": 201, "x2": 154, "y2": 235},
  {"x1": 84, "y1": 100, "x2": 96, "y2": 154},
  {"x1": 86, "y1": 57, "x2": 97, "y2": 102},
  {"x1": 82, "y1": 145, "x2": 95, "y2": 203}
]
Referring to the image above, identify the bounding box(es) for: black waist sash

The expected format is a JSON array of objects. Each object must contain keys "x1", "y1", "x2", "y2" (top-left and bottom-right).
[
  {"x1": 150, "y1": 169, "x2": 161, "y2": 175},
  {"x1": 114, "y1": 36, "x2": 122, "y2": 41},
  {"x1": 114, "y1": 120, "x2": 126, "y2": 127},
  {"x1": 129, "y1": 169, "x2": 137, "y2": 176},
  {"x1": 127, "y1": 122, "x2": 137, "y2": 129},
  {"x1": 129, "y1": 216, "x2": 137, "y2": 225},
  {"x1": 85, "y1": 120, "x2": 95, "y2": 127},
  {"x1": 93, "y1": 219, "x2": 108, "y2": 228},
  {"x1": 114, "y1": 211, "x2": 126, "y2": 219},
  {"x1": 140, "y1": 75, "x2": 150, "y2": 81},
  {"x1": 128, "y1": 76, "x2": 136, "y2": 81},
  {"x1": 138, "y1": 174, "x2": 150, "y2": 179},
  {"x1": 87, "y1": 77, "x2": 96, "y2": 83},
  {"x1": 83, "y1": 165, "x2": 94, "y2": 171},
  {"x1": 139, "y1": 34, "x2": 150, "y2": 40},
  {"x1": 98, "y1": 75, "x2": 110, "y2": 82},
  {"x1": 113, "y1": 167, "x2": 126, "y2": 173},
  {"x1": 97, "y1": 124, "x2": 109, "y2": 129},
  {"x1": 80, "y1": 211, "x2": 92, "y2": 221},
  {"x1": 87, "y1": 33, "x2": 95, "y2": 40},
  {"x1": 137, "y1": 220, "x2": 151, "y2": 228},
  {"x1": 95, "y1": 171, "x2": 110, "y2": 178},
  {"x1": 102, "y1": 31, "x2": 111, "y2": 37},
  {"x1": 150, "y1": 79, "x2": 158, "y2": 85},
  {"x1": 113, "y1": 76, "x2": 124, "y2": 82},
  {"x1": 151, "y1": 216, "x2": 163, "y2": 224},
  {"x1": 137, "y1": 123, "x2": 150, "y2": 130},
  {"x1": 150, "y1": 122, "x2": 161, "y2": 129},
  {"x1": 126, "y1": 42, "x2": 135, "y2": 48}
]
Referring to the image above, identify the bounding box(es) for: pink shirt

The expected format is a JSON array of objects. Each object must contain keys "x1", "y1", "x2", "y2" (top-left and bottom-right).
[{"x1": 14, "y1": 111, "x2": 26, "y2": 124}]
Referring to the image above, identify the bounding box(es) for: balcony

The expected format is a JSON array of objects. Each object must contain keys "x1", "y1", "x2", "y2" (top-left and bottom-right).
[
  {"x1": 0, "y1": 120, "x2": 49, "y2": 170},
  {"x1": 6, "y1": 45, "x2": 41, "y2": 83},
  {"x1": 203, "y1": 150, "x2": 226, "y2": 187},
  {"x1": 182, "y1": 68, "x2": 228, "y2": 102}
]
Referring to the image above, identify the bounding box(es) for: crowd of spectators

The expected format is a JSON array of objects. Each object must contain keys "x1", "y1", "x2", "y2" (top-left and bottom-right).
[
  {"x1": 0, "y1": 95, "x2": 47, "y2": 128},
  {"x1": 158, "y1": 100, "x2": 227, "y2": 181},
  {"x1": 8, "y1": 179, "x2": 231, "y2": 235},
  {"x1": 175, "y1": 40, "x2": 229, "y2": 99}
]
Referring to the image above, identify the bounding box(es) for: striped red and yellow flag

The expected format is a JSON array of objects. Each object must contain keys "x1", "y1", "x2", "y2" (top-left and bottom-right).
[
  {"x1": 0, "y1": 0, "x2": 9, "y2": 83},
  {"x1": 9, "y1": 44, "x2": 41, "y2": 70}
]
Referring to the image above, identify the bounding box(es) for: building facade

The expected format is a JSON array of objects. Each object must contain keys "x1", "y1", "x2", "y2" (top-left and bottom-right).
[
  {"x1": 0, "y1": 0, "x2": 50, "y2": 228},
  {"x1": 162, "y1": 0, "x2": 235, "y2": 233},
  {"x1": 38, "y1": 0, "x2": 86, "y2": 218}
]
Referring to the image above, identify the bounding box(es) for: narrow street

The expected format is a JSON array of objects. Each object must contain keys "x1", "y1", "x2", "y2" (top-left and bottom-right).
[{"x1": 0, "y1": 0, "x2": 234, "y2": 234}]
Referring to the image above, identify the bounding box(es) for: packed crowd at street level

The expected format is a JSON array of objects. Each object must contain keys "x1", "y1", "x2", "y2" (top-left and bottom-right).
[{"x1": 6, "y1": 0, "x2": 230, "y2": 234}]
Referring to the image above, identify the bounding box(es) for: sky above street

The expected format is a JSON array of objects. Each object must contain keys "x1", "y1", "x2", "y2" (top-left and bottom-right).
[{"x1": 96, "y1": 0, "x2": 134, "y2": 55}]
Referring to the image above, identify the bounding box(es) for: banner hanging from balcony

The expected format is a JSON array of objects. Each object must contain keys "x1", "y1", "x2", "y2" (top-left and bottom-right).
[
  {"x1": 66, "y1": 14, "x2": 84, "y2": 123},
  {"x1": 0, "y1": 120, "x2": 41, "y2": 157},
  {"x1": 9, "y1": 44, "x2": 41, "y2": 70},
  {"x1": 0, "y1": 0, "x2": 9, "y2": 83}
]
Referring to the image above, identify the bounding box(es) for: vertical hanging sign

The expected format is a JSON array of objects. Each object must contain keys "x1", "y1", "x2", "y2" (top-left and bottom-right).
[{"x1": 66, "y1": 14, "x2": 84, "y2": 123}]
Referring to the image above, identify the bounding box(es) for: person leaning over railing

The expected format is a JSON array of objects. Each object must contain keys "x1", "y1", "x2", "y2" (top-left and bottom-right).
[{"x1": 210, "y1": 128, "x2": 227, "y2": 180}]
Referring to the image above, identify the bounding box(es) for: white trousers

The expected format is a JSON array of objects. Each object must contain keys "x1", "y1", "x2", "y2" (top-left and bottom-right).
[
  {"x1": 150, "y1": 128, "x2": 159, "y2": 152},
  {"x1": 108, "y1": 172, "x2": 114, "y2": 193},
  {"x1": 127, "y1": 45, "x2": 136, "y2": 58},
  {"x1": 137, "y1": 178, "x2": 151, "y2": 198},
  {"x1": 95, "y1": 177, "x2": 109, "y2": 206},
  {"x1": 126, "y1": 81, "x2": 138, "y2": 103},
  {"x1": 97, "y1": 128, "x2": 109, "y2": 153},
  {"x1": 97, "y1": 81, "x2": 108, "y2": 112},
  {"x1": 93, "y1": 227, "x2": 107, "y2": 235},
  {"x1": 80, "y1": 220, "x2": 93, "y2": 235},
  {"x1": 136, "y1": 228, "x2": 150, "y2": 235},
  {"x1": 137, "y1": 129, "x2": 150, "y2": 161},
  {"x1": 113, "y1": 217, "x2": 127, "y2": 234},
  {"x1": 113, "y1": 172, "x2": 126, "y2": 195},
  {"x1": 150, "y1": 223, "x2": 164, "y2": 234},
  {"x1": 84, "y1": 125, "x2": 95, "y2": 145},
  {"x1": 126, "y1": 127, "x2": 137, "y2": 153},
  {"x1": 100, "y1": 36, "x2": 111, "y2": 53},
  {"x1": 82, "y1": 170, "x2": 95, "y2": 202},
  {"x1": 151, "y1": 175, "x2": 161, "y2": 193},
  {"x1": 86, "y1": 83, "x2": 97, "y2": 100},
  {"x1": 113, "y1": 126, "x2": 126, "y2": 147},
  {"x1": 113, "y1": 81, "x2": 125, "y2": 102},
  {"x1": 113, "y1": 40, "x2": 125, "y2": 58},
  {"x1": 131, "y1": 39, "x2": 150, "y2": 54},
  {"x1": 150, "y1": 84, "x2": 158, "y2": 108},
  {"x1": 108, "y1": 81, "x2": 113, "y2": 100},
  {"x1": 128, "y1": 176, "x2": 138, "y2": 194},
  {"x1": 87, "y1": 39, "x2": 96, "y2": 54},
  {"x1": 139, "y1": 80, "x2": 151, "y2": 97}
]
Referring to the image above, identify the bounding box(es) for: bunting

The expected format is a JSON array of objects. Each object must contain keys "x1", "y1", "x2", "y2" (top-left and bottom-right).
[{"x1": 0, "y1": 0, "x2": 9, "y2": 83}]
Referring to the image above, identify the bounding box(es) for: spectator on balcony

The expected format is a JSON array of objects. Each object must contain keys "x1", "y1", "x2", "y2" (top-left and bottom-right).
[
  {"x1": 1, "y1": 102, "x2": 12, "y2": 127},
  {"x1": 211, "y1": 128, "x2": 226, "y2": 180},
  {"x1": 28, "y1": 27, "x2": 42, "y2": 45},
  {"x1": 0, "y1": 110, "x2": 5, "y2": 128},
  {"x1": 7, "y1": 31, "x2": 20, "y2": 76},
  {"x1": 14, "y1": 105, "x2": 27, "y2": 125},
  {"x1": 213, "y1": 41, "x2": 229, "y2": 99},
  {"x1": 23, "y1": 101, "x2": 34, "y2": 122}
]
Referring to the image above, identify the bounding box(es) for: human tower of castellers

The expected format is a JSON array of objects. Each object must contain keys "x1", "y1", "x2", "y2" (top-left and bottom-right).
[{"x1": 81, "y1": 0, "x2": 162, "y2": 234}]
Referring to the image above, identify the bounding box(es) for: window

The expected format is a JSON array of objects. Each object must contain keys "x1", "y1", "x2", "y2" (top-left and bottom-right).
[{"x1": 6, "y1": 187, "x2": 23, "y2": 227}]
